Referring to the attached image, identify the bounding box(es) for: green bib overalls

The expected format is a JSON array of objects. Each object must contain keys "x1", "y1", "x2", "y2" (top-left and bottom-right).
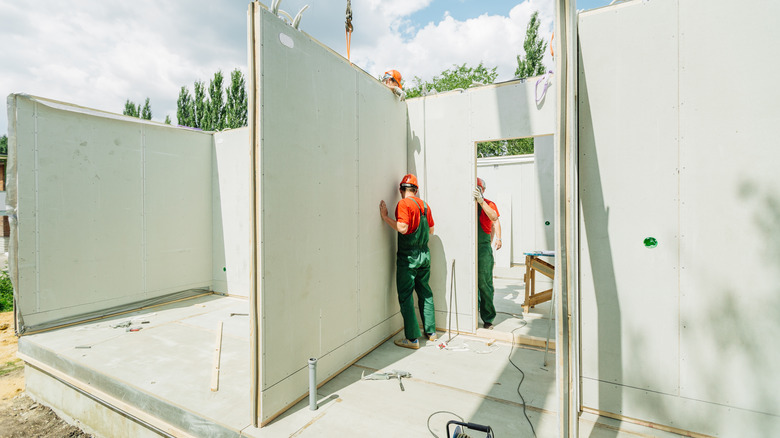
[
  {"x1": 396, "y1": 198, "x2": 436, "y2": 340},
  {"x1": 477, "y1": 212, "x2": 497, "y2": 325}
]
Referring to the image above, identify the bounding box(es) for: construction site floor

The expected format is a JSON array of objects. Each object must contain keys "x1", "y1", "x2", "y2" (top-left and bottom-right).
[{"x1": 16, "y1": 282, "x2": 684, "y2": 437}]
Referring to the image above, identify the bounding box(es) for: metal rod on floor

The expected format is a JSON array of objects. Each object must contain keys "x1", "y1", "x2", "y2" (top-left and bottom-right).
[
  {"x1": 543, "y1": 285, "x2": 556, "y2": 367},
  {"x1": 308, "y1": 358, "x2": 318, "y2": 410},
  {"x1": 447, "y1": 259, "x2": 458, "y2": 343}
]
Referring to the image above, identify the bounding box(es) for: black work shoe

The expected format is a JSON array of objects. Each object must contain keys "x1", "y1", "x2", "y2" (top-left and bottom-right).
[{"x1": 483, "y1": 322, "x2": 494, "y2": 330}]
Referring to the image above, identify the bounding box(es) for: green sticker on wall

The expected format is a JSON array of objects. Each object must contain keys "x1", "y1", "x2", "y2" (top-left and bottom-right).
[{"x1": 643, "y1": 237, "x2": 658, "y2": 248}]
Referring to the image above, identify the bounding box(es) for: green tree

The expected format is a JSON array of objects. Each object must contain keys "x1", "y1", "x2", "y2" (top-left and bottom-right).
[
  {"x1": 164, "y1": 115, "x2": 171, "y2": 125},
  {"x1": 225, "y1": 69, "x2": 248, "y2": 129},
  {"x1": 405, "y1": 63, "x2": 499, "y2": 99},
  {"x1": 207, "y1": 71, "x2": 225, "y2": 131},
  {"x1": 140, "y1": 97, "x2": 152, "y2": 120},
  {"x1": 515, "y1": 11, "x2": 547, "y2": 79},
  {"x1": 193, "y1": 80, "x2": 207, "y2": 129},
  {"x1": 176, "y1": 86, "x2": 194, "y2": 127},
  {"x1": 123, "y1": 99, "x2": 140, "y2": 117},
  {"x1": 477, "y1": 138, "x2": 534, "y2": 158},
  {"x1": 0, "y1": 270, "x2": 13, "y2": 312},
  {"x1": 0, "y1": 135, "x2": 7, "y2": 155}
]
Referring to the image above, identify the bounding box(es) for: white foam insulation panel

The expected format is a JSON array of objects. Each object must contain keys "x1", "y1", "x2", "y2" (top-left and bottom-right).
[{"x1": 578, "y1": 0, "x2": 780, "y2": 435}]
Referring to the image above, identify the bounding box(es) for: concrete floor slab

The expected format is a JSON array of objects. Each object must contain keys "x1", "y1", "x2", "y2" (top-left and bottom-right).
[{"x1": 19, "y1": 293, "x2": 691, "y2": 438}]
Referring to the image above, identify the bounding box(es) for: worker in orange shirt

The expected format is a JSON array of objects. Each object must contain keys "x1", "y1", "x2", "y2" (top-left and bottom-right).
[
  {"x1": 379, "y1": 174, "x2": 436, "y2": 349},
  {"x1": 474, "y1": 178, "x2": 500, "y2": 329}
]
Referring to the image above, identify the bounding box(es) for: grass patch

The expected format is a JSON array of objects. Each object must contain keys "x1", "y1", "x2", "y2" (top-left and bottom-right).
[
  {"x1": 0, "y1": 270, "x2": 13, "y2": 312},
  {"x1": 0, "y1": 359, "x2": 22, "y2": 377}
]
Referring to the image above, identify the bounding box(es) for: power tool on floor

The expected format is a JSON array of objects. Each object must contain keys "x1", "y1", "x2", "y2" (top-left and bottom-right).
[{"x1": 446, "y1": 420, "x2": 494, "y2": 438}]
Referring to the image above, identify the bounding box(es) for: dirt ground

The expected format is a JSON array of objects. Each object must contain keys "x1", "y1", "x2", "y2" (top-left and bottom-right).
[{"x1": 0, "y1": 311, "x2": 92, "y2": 438}]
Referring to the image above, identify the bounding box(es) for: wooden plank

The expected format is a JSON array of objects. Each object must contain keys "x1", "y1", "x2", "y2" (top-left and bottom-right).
[
  {"x1": 528, "y1": 288, "x2": 553, "y2": 306},
  {"x1": 210, "y1": 321, "x2": 223, "y2": 392},
  {"x1": 530, "y1": 257, "x2": 555, "y2": 279}
]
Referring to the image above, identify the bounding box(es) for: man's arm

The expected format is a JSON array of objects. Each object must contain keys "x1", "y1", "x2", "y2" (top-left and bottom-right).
[
  {"x1": 473, "y1": 188, "x2": 498, "y2": 221},
  {"x1": 493, "y1": 218, "x2": 502, "y2": 250},
  {"x1": 379, "y1": 200, "x2": 409, "y2": 234}
]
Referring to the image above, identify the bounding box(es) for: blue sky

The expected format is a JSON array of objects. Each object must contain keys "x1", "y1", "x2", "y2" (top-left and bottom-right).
[
  {"x1": 0, "y1": 0, "x2": 615, "y2": 134},
  {"x1": 412, "y1": 0, "x2": 611, "y2": 24}
]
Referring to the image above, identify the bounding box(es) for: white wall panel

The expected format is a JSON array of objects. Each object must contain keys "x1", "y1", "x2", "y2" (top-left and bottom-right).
[
  {"x1": 212, "y1": 128, "x2": 251, "y2": 297},
  {"x1": 533, "y1": 136, "x2": 555, "y2": 251},
  {"x1": 469, "y1": 81, "x2": 555, "y2": 141},
  {"x1": 579, "y1": 0, "x2": 680, "y2": 394},
  {"x1": 677, "y1": 0, "x2": 780, "y2": 419},
  {"x1": 408, "y1": 93, "x2": 477, "y2": 331},
  {"x1": 357, "y1": 81, "x2": 408, "y2": 332},
  {"x1": 578, "y1": 0, "x2": 780, "y2": 434},
  {"x1": 9, "y1": 95, "x2": 214, "y2": 331},
  {"x1": 252, "y1": 7, "x2": 405, "y2": 424},
  {"x1": 144, "y1": 126, "x2": 212, "y2": 294}
]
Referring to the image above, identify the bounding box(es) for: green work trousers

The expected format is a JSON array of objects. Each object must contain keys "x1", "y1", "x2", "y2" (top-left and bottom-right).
[
  {"x1": 477, "y1": 227, "x2": 496, "y2": 325},
  {"x1": 396, "y1": 199, "x2": 436, "y2": 340},
  {"x1": 396, "y1": 252, "x2": 435, "y2": 340}
]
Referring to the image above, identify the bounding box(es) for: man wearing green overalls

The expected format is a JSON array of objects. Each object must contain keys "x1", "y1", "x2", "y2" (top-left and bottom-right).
[
  {"x1": 379, "y1": 174, "x2": 437, "y2": 350},
  {"x1": 474, "y1": 178, "x2": 500, "y2": 329}
]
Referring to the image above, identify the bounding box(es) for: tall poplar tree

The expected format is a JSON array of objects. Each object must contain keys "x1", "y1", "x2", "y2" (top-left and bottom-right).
[
  {"x1": 123, "y1": 99, "x2": 140, "y2": 117},
  {"x1": 207, "y1": 71, "x2": 225, "y2": 131},
  {"x1": 141, "y1": 97, "x2": 152, "y2": 120},
  {"x1": 193, "y1": 80, "x2": 207, "y2": 129},
  {"x1": 225, "y1": 69, "x2": 248, "y2": 129},
  {"x1": 515, "y1": 11, "x2": 547, "y2": 79},
  {"x1": 176, "y1": 86, "x2": 194, "y2": 127}
]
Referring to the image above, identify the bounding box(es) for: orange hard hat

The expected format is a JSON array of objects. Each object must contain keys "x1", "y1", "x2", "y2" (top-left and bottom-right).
[
  {"x1": 383, "y1": 70, "x2": 403, "y2": 89},
  {"x1": 400, "y1": 174, "x2": 418, "y2": 188},
  {"x1": 477, "y1": 178, "x2": 486, "y2": 192}
]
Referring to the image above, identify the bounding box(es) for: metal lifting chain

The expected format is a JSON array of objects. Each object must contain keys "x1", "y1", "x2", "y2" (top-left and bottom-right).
[{"x1": 345, "y1": 0, "x2": 353, "y2": 60}]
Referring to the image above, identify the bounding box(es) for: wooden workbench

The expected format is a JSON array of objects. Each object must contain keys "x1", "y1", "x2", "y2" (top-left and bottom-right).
[{"x1": 523, "y1": 252, "x2": 555, "y2": 313}]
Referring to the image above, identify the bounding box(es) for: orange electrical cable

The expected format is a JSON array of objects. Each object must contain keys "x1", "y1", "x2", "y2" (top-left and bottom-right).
[{"x1": 346, "y1": 29, "x2": 352, "y2": 61}]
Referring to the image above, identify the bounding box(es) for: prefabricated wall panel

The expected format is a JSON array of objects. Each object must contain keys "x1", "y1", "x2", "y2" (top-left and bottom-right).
[
  {"x1": 407, "y1": 93, "x2": 477, "y2": 331},
  {"x1": 9, "y1": 95, "x2": 214, "y2": 332},
  {"x1": 212, "y1": 127, "x2": 251, "y2": 297},
  {"x1": 251, "y1": 6, "x2": 406, "y2": 423},
  {"x1": 407, "y1": 81, "x2": 554, "y2": 330},
  {"x1": 578, "y1": 1, "x2": 780, "y2": 435},
  {"x1": 677, "y1": 0, "x2": 780, "y2": 424}
]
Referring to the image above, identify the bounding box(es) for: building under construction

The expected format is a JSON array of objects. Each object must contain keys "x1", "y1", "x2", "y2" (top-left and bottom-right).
[{"x1": 5, "y1": 1, "x2": 779, "y2": 436}]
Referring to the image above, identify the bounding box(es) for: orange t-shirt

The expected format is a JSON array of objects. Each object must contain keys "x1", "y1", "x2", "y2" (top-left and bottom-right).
[
  {"x1": 478, "y1": 199, "x2": 499, "y2": 234},
  {"x1": 395, "y1": 196, "x2": 435, "y2": 235}
]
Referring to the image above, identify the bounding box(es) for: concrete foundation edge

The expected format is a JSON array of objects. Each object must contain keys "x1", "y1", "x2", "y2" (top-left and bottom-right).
[
  {"x1": 23, "y1": 362, "x2": 190, "y2": 438},
  {"x1": 18, "y1": 350, "x2": 238, "y2": 438}
]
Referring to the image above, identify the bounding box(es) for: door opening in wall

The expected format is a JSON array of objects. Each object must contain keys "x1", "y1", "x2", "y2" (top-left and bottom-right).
[{"x1": 474, "y1": 135, "x2": 556, "y2": 346}]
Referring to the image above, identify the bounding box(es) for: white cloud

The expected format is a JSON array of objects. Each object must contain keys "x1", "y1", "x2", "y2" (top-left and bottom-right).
[
  {"x1": 0, "y1": 0, "x2": 248, "y2": 133},
  {"x1": 0, "y1": 0, "x2": 553, "y2": 134},
  {"x1": 352, "y1": 0, "x2": 554, "y2": 86}
]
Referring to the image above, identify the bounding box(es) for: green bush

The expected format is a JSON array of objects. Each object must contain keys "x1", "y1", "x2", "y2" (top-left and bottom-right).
[{"x1": 0, "y1": 270, "x2": 13, "y2": 312}]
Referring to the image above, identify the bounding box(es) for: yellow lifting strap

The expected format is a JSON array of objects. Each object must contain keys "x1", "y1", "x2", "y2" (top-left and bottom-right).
[{"x1": 345, "y1": 0, "x2": 353, "y2": 61}]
